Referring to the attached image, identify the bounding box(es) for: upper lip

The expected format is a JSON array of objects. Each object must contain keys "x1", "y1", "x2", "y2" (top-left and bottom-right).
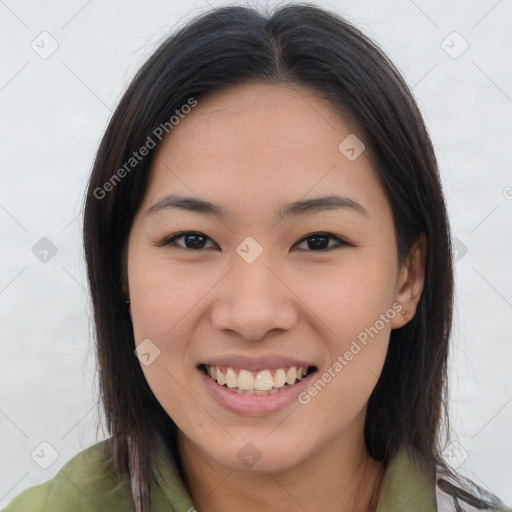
[{"x1": 200, "y1": 354, "x2": 317, "y2": 372}]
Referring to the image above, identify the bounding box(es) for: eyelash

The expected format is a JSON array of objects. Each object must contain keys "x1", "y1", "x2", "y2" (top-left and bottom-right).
[{"x1": 157, "y1": 231, "x2": 350, "y2": 252}]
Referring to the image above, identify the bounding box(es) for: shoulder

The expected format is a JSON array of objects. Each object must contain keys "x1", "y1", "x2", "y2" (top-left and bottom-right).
[
  {"x1": 435, "y1": 469, "x2": 512, "y2": 512},
  {"x1": 2, "y1": 439, "x2": 134, "y2": 512}
]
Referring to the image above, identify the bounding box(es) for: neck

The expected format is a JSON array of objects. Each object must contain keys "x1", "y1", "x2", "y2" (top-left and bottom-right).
[{"x1": 177, "y1": 415, "x2": 386, "y2": 512}]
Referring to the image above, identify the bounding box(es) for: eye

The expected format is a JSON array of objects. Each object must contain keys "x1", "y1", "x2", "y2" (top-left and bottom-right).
[
  {"x1": 158, "y1": 231, "x2": 218, "y2": 251},
  {"x1": 158, "y1": 231, "x2": 348, "y2": 252},
  {"x1": 293, "y1": 232, "x2": 348, "y2": 252}
]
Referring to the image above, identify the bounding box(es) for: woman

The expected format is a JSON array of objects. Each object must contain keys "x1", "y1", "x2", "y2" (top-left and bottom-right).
[{"x1": 4, "y1": 3, "x2": 510, "y2": 511}]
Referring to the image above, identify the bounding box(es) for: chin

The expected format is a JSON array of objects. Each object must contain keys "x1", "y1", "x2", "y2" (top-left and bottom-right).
[
  {"x1": 224, "y1": 453, "x2": 301, "y2": 474},
  {"x1": 202, "y1": 436, "x2": 310, "y2": 474}
]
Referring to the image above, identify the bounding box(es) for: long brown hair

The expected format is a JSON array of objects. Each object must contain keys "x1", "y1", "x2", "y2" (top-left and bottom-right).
[{"x1": 83, "y1": 3, "x2": 464, "y2": 510}]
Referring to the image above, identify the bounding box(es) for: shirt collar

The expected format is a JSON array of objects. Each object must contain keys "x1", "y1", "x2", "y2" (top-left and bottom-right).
[
  {"x1": 375, "y1": 446, "x2": 437, "y2": 511},
  {"x1": 150, "y1": 435, "x2": 436, "y2": 512}
]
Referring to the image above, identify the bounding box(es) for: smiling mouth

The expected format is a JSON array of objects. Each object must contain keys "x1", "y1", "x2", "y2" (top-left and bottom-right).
[{"x1": 199, "y1": 364, "x2": 318, "y2": 395}]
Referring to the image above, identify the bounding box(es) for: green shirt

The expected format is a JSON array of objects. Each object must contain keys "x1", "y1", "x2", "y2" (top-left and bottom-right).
[{"x1": 1, "y1": 436, "x2": 503, "y2": 512}]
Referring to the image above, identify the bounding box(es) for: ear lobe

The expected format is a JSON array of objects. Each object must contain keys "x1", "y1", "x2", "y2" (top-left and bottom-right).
[{"x1": 391, "y1": 233, "x2": 427, "y2": 329}]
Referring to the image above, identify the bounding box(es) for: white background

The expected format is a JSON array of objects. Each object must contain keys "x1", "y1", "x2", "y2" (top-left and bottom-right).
[{"x1": 1, "y1": 0, "x2": 511, "y2": 507}]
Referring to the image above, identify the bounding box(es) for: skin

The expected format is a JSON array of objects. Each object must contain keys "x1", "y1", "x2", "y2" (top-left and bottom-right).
[{"x1": 125, "y1": 83, "x2": 426, "y2": 512}]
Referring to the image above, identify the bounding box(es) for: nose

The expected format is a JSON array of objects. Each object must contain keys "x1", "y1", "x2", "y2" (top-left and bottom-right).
[{"x1": 210, "y1": 256, "x2": 298, "y2": 341}]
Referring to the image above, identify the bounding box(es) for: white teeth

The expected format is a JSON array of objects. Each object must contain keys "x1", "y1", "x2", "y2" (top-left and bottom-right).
[
  {"x1": 238, "y1": 369, "x2": 255, "y2": 391},
  {"x1": 226, "y1": 367, "x2": 237, "y2": 388},
  {"x1": 286, "y1": 367, "x2": 297, "y2": 385},
  {"x1": 273, "y1": 368, "x2": 287, "y2": 388},
  {"x1": 206, "y1": 365, "x2": 311, "y2": 392},
  {"x1": 254, "y1": 370, "x2": 274, "y2": 391},
  {"x1": 235, "y1": 389, "x2": 255, "y2": 395},
  {"x1": 216, "y1": 366, "x2": 226, "y2": 385}
]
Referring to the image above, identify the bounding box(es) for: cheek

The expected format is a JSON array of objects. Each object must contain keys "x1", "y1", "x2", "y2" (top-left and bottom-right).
[
  {"x1": 303, "y1": 302, "x2": 391, "y2": 434},
  {"x1": 308, "y1": 251, "x2": 397, "y2": 341},
  {"x1": 129, "y1": 249, "x2": 211, "y2": 340},
  {"x1": 128, "y1": 249, "x2": 204, "y2": 401},
  {"x1": 138, "y1": 359, "x2": 212, "y2": 446},
  {"x1": 129, "y1": 257, "x2": 204, "y2": 427},
  {"x1": 298, "y1": 252, "x2": 395, "y2": 415}
]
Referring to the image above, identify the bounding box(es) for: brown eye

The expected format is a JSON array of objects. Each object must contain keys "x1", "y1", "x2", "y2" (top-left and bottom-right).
[
  {"x1": 158, "y1": 231, "x2": 348, "y2": 252},
  {"x1": 159, "y1": 231, "x2": 218, "y2": 251},
  {"x1": 294, "y1": 232, "x2": 348, "y2": 251}
]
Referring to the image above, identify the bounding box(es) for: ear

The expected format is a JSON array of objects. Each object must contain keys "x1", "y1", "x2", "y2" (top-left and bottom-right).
[{"x1": 391, "y1": 233, "x2": 427, "y2": 329}]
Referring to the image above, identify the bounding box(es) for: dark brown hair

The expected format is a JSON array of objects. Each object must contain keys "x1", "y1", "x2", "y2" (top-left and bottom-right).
[{"x1": 82, "y1": 3, "x2": 500, "y2": 510}]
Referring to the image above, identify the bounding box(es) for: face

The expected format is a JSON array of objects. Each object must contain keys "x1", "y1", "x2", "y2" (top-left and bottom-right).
[{"x1": 126, "y1": 83, "x2": 419, "y2": 473}]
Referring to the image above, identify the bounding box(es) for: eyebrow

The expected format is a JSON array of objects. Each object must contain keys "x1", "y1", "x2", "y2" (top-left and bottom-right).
[{"x1": 145, "y1": 193, "x2": 368, "y2": 221}]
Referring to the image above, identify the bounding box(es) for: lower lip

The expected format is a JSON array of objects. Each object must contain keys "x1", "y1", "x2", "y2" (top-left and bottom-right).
[{"x1": 199, "y1": 368, "x2": 317, "y2": 415}]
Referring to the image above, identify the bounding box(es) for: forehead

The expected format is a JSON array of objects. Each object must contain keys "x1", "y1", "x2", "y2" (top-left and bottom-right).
[{"x1": 142, "y1": 83, "x2": 390, "y2": 221}]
